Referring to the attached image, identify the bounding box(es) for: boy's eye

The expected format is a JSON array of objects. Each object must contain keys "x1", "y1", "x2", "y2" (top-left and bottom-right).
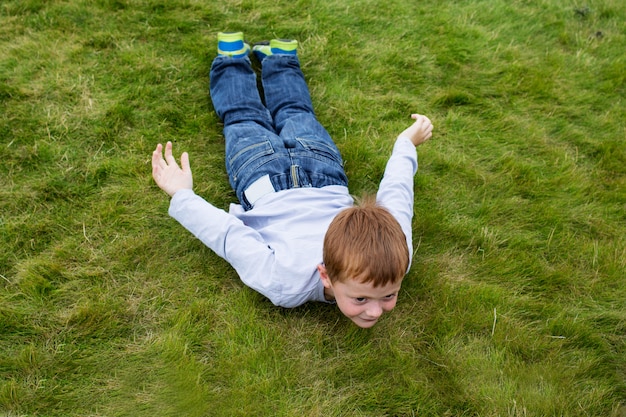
[
  {"x1": 354, "y1": 297, "x2": 367, "y2": 303},
  {"x1": 384, "y1": 294, "x2": 397, "y2": 300}
]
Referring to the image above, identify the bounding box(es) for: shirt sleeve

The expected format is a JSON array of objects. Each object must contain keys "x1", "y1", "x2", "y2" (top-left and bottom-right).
[
  {"x1": 167, "y1": 189, "x2": 281, "y2": 302},
  {"x1": 376, "y1": 136, "x2": 418, "y2": 265}
]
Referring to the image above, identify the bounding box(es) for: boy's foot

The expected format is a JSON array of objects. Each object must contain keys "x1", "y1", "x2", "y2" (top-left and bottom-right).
[
  {"x1": 217, "y1": 31, "x2": 250, "y2": 58},
  {"x1": 252, "y1": 39, "x2": 298, "y2": 61}
]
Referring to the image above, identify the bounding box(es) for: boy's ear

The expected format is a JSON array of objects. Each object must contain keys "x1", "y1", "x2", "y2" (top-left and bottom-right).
[{"x1": 317, "y1": 264, "x2": 332, "y2": 288}]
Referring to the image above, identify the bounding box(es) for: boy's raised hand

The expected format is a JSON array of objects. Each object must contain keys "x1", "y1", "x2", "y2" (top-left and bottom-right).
[
  {"x1": 399, "y1": 114, "x2": 433, "y2": 147},
  {"x1": 152, "y1": 141, "x2": 193, "y2": 197}
]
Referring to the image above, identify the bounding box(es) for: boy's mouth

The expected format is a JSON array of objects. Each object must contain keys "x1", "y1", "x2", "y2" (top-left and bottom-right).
[{"x1": 355, "y1": 316, "x2": 380, "y2": 327}]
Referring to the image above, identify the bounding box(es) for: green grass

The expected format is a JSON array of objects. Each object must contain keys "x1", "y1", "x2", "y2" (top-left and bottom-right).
[{"x1": 1, "y1": 0, "x2": 625, "y2": 415}]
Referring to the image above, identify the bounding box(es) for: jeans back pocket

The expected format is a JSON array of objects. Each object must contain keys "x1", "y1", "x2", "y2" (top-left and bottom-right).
[
  {"x1": 226, "y1": 136, "x2": 275, "y2": 183},
  {"x1": 296, "y1": 136, "x2": 344, "y2": 166}
]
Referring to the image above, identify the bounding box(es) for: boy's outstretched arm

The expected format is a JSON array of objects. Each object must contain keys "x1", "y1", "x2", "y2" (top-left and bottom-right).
[
  {"x1": 152, "y1": 141, "x2": 193, "y2": 197},
  {"x1": 399, "y1": 114, "x2": 433, "y2": 147},
  {"x1": 376, "y1": 113, "x2": 434, "y2": 267}
]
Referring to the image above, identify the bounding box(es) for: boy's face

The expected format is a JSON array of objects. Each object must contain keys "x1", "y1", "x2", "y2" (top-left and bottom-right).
[{"x1": 318, "y1": 265, "x2": 402, "y2": 328}]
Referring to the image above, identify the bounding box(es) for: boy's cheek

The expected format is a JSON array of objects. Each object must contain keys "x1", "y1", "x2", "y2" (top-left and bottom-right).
[
  {"x1": 335, "y1": 300, "x2": 354, "y2": 317},
  {"x1": 336, "y1": 300, "x2": 363, "y2": 320},
  {"x1": 385, "y1": 299, "x2": 398, "y2": 311}
]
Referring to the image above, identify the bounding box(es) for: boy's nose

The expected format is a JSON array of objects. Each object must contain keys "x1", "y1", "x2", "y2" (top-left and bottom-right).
[{"x1": 366, "y1": 302, "x2": 383, "y2": 319}]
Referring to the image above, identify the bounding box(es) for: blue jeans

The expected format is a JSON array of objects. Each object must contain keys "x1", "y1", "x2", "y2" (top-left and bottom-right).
[{"x1": 209, "y1": 55, "x2": 348, "y2": 210}]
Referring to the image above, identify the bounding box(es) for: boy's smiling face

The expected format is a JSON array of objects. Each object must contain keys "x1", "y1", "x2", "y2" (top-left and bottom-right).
[{"x1": 318, "y1": 265, "x2": 402, "y2": 328}]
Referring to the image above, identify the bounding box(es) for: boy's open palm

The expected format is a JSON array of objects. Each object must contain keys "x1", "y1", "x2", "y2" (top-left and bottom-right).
[
  {"x1": 400, "y1": 114, "x2": 433, "y2": 147},
  {"x1": 152, "y1": 141, "x2": 193, "y2": 197}
]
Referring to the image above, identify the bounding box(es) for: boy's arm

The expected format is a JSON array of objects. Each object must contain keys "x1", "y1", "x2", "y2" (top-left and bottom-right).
[
  {"x1": 152, "y1": 142, "x2": 279, "y2": 301},
  {"x1": 168, "y1": 189, "x2": 280, "y2": 301},
  {"x1": 376, "y1": 114, "x2": 433, "y2": 264}
]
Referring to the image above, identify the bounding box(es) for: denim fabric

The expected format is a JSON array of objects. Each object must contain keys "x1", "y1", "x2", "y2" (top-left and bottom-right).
[{"x1": 210, "y1": 55, "x2": 348, "y2": 210}]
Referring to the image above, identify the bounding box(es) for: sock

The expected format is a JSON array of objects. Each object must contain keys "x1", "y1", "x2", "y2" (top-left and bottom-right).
[
  {"x1": 217, "y1": 31, "x2": 250, "y2": 58},
  {"x1": 253, "y1": 39, "x2": 298, "y2": 61}
]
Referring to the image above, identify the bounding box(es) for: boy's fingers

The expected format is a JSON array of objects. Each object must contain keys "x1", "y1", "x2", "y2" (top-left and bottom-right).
[
  {"x1": 180, "y1": 152, "x2": 191, "y2": 173},
  {"x1": 411, "y1": 114, "x2": 432, "y2": 132},
  {"x1": 152, "y1": 144, "x2": 164, "y2": 169},
  {"x1": 164, "y1": 141, "x2": 180, "y2": 167}
]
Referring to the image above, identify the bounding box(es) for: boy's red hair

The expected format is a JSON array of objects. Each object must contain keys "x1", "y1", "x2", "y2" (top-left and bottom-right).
[{"x1": 323, "y1": 201, "x2": 409, "y2": 287}]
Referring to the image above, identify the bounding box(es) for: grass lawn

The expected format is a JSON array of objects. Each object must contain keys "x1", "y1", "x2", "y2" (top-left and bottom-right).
[{"x1": 1, "y1": 0, "x2": 625, "y2": 415}]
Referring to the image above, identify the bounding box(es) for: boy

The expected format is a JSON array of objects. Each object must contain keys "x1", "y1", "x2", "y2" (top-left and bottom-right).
[{"x1": 151, "y1": 32, "x2": 433, "y2": 328}]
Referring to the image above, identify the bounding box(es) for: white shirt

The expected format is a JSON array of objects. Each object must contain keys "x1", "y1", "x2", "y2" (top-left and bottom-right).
[{"x1": 168, "y1": 136, "x2": 418, "y2": 307}]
